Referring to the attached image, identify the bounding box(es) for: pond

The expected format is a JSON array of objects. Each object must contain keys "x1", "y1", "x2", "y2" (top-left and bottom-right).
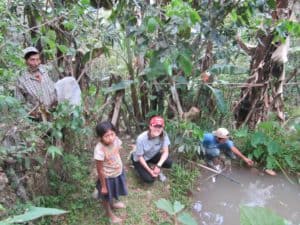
[{"x1": 192, "y1": 166, "x2": 300, "y2": 225}]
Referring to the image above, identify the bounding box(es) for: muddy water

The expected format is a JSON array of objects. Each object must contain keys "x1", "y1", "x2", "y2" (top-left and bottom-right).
[{"x1": 192, "y1": 167, "x2": 300, "y2": 225}]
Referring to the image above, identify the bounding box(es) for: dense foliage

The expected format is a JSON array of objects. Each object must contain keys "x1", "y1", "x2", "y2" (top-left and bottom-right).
[{"x1": 0, "y1": 0, "x2": 299, "y2": 224}]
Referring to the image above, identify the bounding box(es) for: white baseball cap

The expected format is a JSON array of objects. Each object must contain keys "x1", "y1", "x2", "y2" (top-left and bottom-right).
[
  {"x1": 23, "y1": 46, "x2": 39, "y2": 57},
  {"x1": 212, "y1": 128, "x2": 229, "y2": 139}
]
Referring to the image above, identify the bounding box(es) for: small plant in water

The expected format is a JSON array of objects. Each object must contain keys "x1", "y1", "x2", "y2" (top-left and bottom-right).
[{"x1": 155, "y1": 198, "x2": 197, "y2": 225}]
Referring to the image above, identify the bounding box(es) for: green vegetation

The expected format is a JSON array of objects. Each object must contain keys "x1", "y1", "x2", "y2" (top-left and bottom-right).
[
  {"x1": 0, "y1": 0, "x2": 299, "y2": 224},
  {"x1": 170, "y1": 164, "x2": 199, "y2": 204},
  {"x1": 0, "y1": 206, "x2": 67, "y2": 225},
  {"x1": 234, "y1": 120, "x2": 300, "y2": 174},
  {"x1": 155, "y1": 198, "x2": 197, "y2": 225},
  {"x1": 240, "y1": 206, "x2": 290, "y2": 225}
]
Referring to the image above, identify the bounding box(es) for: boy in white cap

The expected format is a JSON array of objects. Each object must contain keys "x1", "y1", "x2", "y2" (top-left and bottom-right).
[
  {"x1": 202, "y1": 128, "x2": 253, "y2": 169},
  {"x1": 15, "y1": 47, "x2": 57, "y2": 120}
]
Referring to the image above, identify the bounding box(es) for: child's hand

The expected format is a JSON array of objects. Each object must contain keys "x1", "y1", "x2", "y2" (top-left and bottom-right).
[{"x1": 101, "y1": 186, "x2": 108, "y2": 195}]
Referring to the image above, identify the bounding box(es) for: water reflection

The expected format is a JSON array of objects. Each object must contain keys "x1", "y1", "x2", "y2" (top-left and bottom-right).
[
  {"x1": 243, "y1": 181, "x2": 273, "y2": 207},
  {"x1": 192, "y1": 167, "x2": 300, "y2": 225}
]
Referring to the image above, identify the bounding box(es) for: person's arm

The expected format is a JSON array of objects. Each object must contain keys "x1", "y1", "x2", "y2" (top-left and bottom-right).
[
  {"x1": 15, "y1": 84, "x2": 25, "y2": 103},
  {"x1": 96, "y1": 160, "x2": 108, "y2": 195},
  {"x1": 231, "y1": 146, "x2": 254, "y2": 166},
  {"x1": 138, "y1": 156, "x2": 158, "y2": 177},
  {"x1": 157, "y1": 146, "x2": 169, "y2": 167},
  {"x1": 152, "y1": 146, "x2": 169, "y2": 175}
]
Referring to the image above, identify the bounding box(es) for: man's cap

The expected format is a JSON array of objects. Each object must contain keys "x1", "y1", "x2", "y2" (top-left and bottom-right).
[
  {"x1": 23, "y1": 47, "x2": 39, "y2": 57},
  {"x1": 212, "y1": 128, "x2": 229, "y2": 139},
  {"x1": 150, "y1": 116, "x2": 165, "y2": 127}
]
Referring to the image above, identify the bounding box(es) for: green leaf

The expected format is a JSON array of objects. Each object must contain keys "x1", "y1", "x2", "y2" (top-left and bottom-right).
[
  {"x1": 258, "y1": 121, "x2": 276, "y2": 134},
  {"x1": 234, "y1": 128, "x2": 249, "y2": 138},
  {"x1": 0, "y1": 204, "x2": 5, "y2": 211},
  {"x1": 163, "y1": 60, "x2": 172, "y2": 76},
  {"x1": 57, "y1": 44, "x2": 68, "y2": 54},
  {"x1": 177, "y1": 212, "x2": 198, "y2": 225},
  {"x1": 159, "y1": 222, "x2": 172, "y2": 225},
  {"x1": 251, "y1": 131, "x2": 268, "y2": 147},
  {"x1": 62, "y1": 21, "x2": 75, "y2": 31},
  {"x1": 178, "y1": 54, "x2": 192, "y2": 75},
  {"x1": 205, "y1": 85, "x2": 227, "y2": 113},
  {"x1": 103, "y1": 80, "x2": 134, "y2": 94},
  {"x1": 266, "y1": 0, "x2": 276, "y2": 9},
  {"x1": 155, "y1": 198, "x2": 174, "y2": 215},
  {"x1": 266, "y1": 141, "x2": 281, "y2": 155},
  {"x1": 266, "y1": 156, "x2": 276, "y2": 170},
  {"x1": 80, "y1": 0, "x2": 89, "y2": 5},
  {"x1": 147, "y1": 17, "x2": 158, "y2": 33},
  {"x1": 175, "y1": 76, "x2": 188, "y2": 85},
  {"x1": 47, "y1": 146, "x2": 63, "y2": 160},
  {"x1": 189, "y1": 11, "x2": 200, "y2": 24},
  {"x1": 284, "y1": 155, "x2": 295, "y2": 168},
  {"x1": 231, "y1": 10, "x2": 238, "y2": 22},
  {"x1": 88, "y1": 84, "x2": 97, "y2": 96},
  {"x1": 0, "y1": 206, "x2": 67, "y2": 224},
  {"x1": 173, "y1": 201, "x2": 184, "y2": 214},
  {"x1": 240, "y1": 206, "x2": 286, "y2": 225},
  {"x1": 253, "y1": 147, "x2": 264, "y2": 159}
]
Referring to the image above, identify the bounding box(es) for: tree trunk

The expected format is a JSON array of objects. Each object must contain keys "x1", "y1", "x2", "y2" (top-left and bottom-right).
[
  {"x1": 234, "y1": 0, "x2": 291, "y2": 129},
  {"x1": 24, "y1": 4, "x2": 43, "y2": 62}
]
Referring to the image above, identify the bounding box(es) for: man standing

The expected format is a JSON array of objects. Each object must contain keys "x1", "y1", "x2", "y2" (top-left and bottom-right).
[{"x1": 15, "y1": 47, "x2": 57, "y2": 120}]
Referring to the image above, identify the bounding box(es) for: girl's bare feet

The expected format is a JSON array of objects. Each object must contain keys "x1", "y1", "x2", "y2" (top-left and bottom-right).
[
  {"x1": 112, "y1": 201, "x2": 126, "y2": 209},
  {"x1": 110, "y1": 214, "x2": 123, "y2": 223}
]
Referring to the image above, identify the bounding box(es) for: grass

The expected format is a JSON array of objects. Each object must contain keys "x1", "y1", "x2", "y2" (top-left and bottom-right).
[
  {"x1": 31, "y1": 136, "x2": 198, "y2": 225},
  {"x1": 52, "y1": 139, "x2": 175, "y2": 225},
  {"x1": 58, "y1": 165, "x2": 172, "y2": 225}
]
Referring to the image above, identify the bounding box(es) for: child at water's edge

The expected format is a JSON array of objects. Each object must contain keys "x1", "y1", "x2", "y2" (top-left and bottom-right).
[{"x1": 94, "y1": 121, "x2": 128, "y2": 223}]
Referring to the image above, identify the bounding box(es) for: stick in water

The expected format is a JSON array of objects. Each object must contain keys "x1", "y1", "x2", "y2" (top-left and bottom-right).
[{"x1": 183, "y1": 158, "x2": 241, "y2": 185}]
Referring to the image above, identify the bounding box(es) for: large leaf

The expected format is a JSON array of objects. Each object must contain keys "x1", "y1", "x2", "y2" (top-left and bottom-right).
[
  {"x1": 177, "y1": 212, "x2": 198, "y2": 225},
  {"x1": 178, "y1": 54, "x2": 192, "y2": 76},
  {"x1": 103, "y1": 80, "x2": 134, "y2": 94},
  {"x1": 240, "y1": 206, "x2": 286, "y2": 225},
  {"x1": 173, "y1": 201, "x2": 184, "y2": 214},
  {"x1": 205, "y1": 85, "x2": 227, "y2": 113},
  {"x1": 234, "y1": 128, "x2": 249, "y2": 138},
  {"x1": 0, "y1": 206, "x2": 67, "y2": 224},
  {"x1": 47, "y1": 146, "x2": 63, "y2": 160},
  {"x1": 163, "y1": 59, "x2": 173, "y2": 76},
  {"x1": 147, "y1": 17, "x2": 158, "y2": 33},
  {"x1": 251, "y1": 131, "x2": 268, "y2": 147},
  {"x1": 155, "y1": 199, "x2": 174, "y2": 215},
  {"x1": 266, "y1": 141, "x2": 281, "y2": 155},
  {"x1": 253, "y1": 147, "x2": 264, "y2": 159},
  {"x1": 145, "y1": 58, "x2": 167, "y2": 79}
]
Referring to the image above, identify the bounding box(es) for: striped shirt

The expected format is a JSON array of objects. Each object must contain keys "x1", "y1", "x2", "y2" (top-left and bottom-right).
[{"x1": 15, "y1": 65, "x2": 57, "y2": 110}]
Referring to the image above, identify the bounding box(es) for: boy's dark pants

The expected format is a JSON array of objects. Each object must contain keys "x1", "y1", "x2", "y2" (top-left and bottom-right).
[{"x1": 131, "y1": 152, "x2": 172, "y2": 183}]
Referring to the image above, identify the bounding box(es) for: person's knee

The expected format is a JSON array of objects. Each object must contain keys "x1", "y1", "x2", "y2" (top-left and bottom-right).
[
  {"x1": 162, "y1": 158, "x2": 173, "y2": 168},
  {"x1": 142, "y1": 176, "x2": 155, "y2": 183},
  {"x1": 205, "y1": 148, "x2": 220, "y2": 158}
]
